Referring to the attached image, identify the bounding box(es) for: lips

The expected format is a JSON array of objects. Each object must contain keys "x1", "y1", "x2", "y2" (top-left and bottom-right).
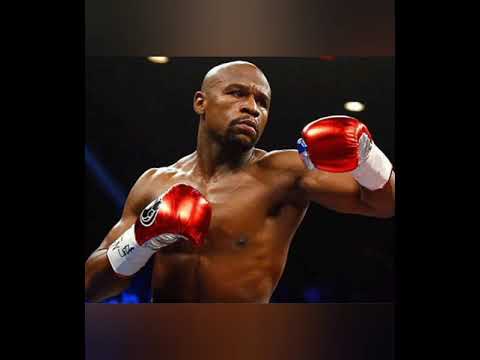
[{"x1": 234, "y1": 118, "x2": 258, "y2": 136}]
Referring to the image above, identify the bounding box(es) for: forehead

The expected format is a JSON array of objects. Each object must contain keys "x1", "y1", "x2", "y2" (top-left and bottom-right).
[{"x1": 207, "y1": 65, "x2": 271, "y2": 95}]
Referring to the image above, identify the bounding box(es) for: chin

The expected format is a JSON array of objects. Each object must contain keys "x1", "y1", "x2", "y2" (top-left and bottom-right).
[{"x1": 226, "y1": 133, "x2": 256, "y2": 151}]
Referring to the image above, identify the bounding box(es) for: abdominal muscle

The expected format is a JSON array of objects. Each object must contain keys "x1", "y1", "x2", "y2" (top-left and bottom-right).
[{"x1": 150, "y1": 234, "x2": 289, "y2": 303}]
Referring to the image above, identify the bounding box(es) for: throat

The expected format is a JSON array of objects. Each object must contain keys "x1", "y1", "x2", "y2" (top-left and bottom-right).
[{"x1": 194, "y1": 148, "x2": 256, "y2": 180}]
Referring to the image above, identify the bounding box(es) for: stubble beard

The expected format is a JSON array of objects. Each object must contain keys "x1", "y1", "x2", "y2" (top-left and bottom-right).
[
  {"x1": 202, "y1": 116, "x2": 258, "y2": 154},
  {"x1": 224, "y1": 126, "x2": 257, "y2": 152}
]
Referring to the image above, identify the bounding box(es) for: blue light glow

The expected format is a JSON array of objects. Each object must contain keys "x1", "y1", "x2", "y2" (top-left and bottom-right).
[
  {"x1": 304, "y1": 287, "x2": 321, "y2": 302},
  {"x1": 85, "y1": 144, "x2": 126, "y2": 210}
]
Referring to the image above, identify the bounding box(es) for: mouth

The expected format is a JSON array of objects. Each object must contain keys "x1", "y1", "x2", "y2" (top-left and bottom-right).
[{"x1": 233, "y1": 117, "x2": 258, "y2": 137}]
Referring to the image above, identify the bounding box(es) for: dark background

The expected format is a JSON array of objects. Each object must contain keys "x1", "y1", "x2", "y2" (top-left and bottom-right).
[{"x1": 85, "y1": 56, "x2": 394, "y2": 303}]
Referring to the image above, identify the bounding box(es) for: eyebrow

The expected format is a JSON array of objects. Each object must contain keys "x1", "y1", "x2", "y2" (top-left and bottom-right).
[{"x1": 224, "y1": 83, "x2": 271, "y2": 104}]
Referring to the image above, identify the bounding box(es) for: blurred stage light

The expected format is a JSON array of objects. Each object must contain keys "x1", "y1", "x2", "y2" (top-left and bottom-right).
[
  {"x1": 85, "y1": 145, "x2": 126, "y2": 211},
  {"x1": 344, "y1": 101, "x2": 365, "y2": 112},
  {"x1": 304, "y1": 287, "x2": 321, "y2": 302},
  {"x1": 103, "y1": 292, "x2": 139, "y2": 304},
  {"x1": 147, "y1": 56, "x2": 169, "y2": 64}
]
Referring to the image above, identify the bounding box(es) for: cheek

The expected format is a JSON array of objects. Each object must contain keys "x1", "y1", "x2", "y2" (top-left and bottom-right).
[
  {"x1": 208, "y1": 98, "x2": 234, "y2": 114},
  {"x1": 206, "y1": 106, "x2": 233, "y2": 131},
  {"x1": 259, "y1": 114, "x2": 269, "y2": 131},
  {"x1": 214, "y1": 103, "x2": 237, "y2": 122}
]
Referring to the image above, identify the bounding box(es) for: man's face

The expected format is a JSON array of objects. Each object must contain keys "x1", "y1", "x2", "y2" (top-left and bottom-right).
[{"x1": 197, "y1": 64, "x2": 271, "y2": 150}]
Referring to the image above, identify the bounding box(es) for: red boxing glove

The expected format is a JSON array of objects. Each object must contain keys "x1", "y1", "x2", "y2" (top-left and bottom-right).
[
  {"x1": 136, "y1": 183, "x2": 211, "y2": 248},
  {"x1": 297, "y1": 115, "x2": 393, "y2": 189},
  {"x1": 298, "y1": 115, "x2": 371, "y2": 172},
  {"x1": 107, "y1": 184, "x2": 212, "y2": 276}
]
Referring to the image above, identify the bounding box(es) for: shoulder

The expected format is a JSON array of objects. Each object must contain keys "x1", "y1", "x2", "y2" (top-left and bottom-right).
[
  {"x1": 124, "y1": 155, "x2": 193, "y2": 215},
  {"x1": 253, "y1": 148, "x2": 307, "y2": 176},
  {"x1": 251, "y1": 148, "x2": 312, "y2": 207},
  {"x1": 122, "y1": 167, "x2": 170, "y2": 215},
  {"x1": 134, "y1": 166, "x2": 175, "y2": 185},
  {"x1": 139, "y1": 153, "x2": 196, "y2": 183}
]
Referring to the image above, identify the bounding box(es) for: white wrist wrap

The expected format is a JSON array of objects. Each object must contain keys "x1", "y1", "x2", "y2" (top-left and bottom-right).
[
  {"x1": 352, "y1": 142, "x2": 393, "y2": 191},
  {"x1": 106, "y1": 225, "x2": 156, "y2": 276}
]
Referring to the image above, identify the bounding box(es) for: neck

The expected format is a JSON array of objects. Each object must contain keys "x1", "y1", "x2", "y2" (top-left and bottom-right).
[{"x1": 195, "y1": 125, "x2": 254, "y2": 179}]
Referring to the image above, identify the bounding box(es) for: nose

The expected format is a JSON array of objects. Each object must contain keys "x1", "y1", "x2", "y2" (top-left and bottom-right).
[{"x1": 240, "y1": 95, "x2": 260, "y2": 118}]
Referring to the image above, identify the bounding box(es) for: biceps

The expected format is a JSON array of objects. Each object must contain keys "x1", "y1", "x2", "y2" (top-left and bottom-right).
[
  {"x1": 308, "y1": 190, "x2": 376, "y2": 215},
  {"x1": 298, "y1": 171, "x2": 375, "y2": 215}
]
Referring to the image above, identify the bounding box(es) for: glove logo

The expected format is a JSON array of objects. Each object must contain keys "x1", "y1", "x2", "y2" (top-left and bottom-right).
[
  {"x1": 119, "y1": 244, "x2": 134, "y2": 257},
  {"x1": 140, "y1": 197, "x2": 162, "y2": 227}
]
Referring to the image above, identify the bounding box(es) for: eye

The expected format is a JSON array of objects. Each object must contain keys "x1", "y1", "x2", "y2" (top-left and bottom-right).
[
  {"x1": 228, "y1": 90, "x2": 243, "y2": 97},
  {"x1": 256, "y1": 97, "x2": 268, "y2": 109}
]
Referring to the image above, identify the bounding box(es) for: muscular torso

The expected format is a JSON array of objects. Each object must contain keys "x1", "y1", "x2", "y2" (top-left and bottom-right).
[{"x1": 140, "y1": 149, "x2": 309, "y2": 303}]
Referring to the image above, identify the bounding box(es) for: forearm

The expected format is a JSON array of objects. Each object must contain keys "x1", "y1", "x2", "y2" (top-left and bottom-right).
[
  {"x1": 85, "y1": 249, "x2": 132, "y2": 302},
  {"x1": 296, "y1": 115, "x2": 395, "y2": 218},
  {"x1": 359, "y1": 170, "x2": 395, "y2": 218}
]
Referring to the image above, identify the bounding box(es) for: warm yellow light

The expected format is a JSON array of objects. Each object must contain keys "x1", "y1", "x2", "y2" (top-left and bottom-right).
[
  {"x1": 344, "y1": 101, "x2": 365, "y2": 112},
  {"x1": 147, "y1": 56, "x2": 170, "y2": 64}
]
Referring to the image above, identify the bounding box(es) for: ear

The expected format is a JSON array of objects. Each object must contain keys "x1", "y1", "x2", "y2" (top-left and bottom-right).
[{"x1": 193, "y1": 91, "x2": 206, "y2": 115}]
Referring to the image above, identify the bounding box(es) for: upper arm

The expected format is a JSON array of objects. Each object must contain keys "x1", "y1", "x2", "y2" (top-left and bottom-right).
[
  {"x1": 94, "y1": 168, "x2": 159, "y2": 252},
  {"x1": 263, "y1": 150, "x2": 378, "y2": 217},
  {"x1": 298, "y1": 169, "x2": 380, "y2": 216}
]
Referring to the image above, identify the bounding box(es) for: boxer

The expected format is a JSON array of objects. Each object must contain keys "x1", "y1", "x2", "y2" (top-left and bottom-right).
[{"x1": 85, "y1": 61, "x2": 395, "y2": 303}]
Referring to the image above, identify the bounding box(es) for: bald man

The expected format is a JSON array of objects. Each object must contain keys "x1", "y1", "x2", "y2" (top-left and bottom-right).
[{"x1": 85, "y1": 61, "x2": 395, "y2": 303}]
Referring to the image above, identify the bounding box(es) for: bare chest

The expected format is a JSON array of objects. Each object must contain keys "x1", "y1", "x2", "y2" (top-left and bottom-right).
[
  {"x1": 148, "y1": 168, "x2": 291, "y2": 250},
  {"x1": 148, "y1": 166, "x2": 306, "y2": 301}
]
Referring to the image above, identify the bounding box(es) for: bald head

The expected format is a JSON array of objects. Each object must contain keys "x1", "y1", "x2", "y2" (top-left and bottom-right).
[
  {"x1": 193, "y1": 60, "x2": 272, "y2": 150},
  {"x1": 201, "y1": 61, "x2": 270, "y2": 95}
]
